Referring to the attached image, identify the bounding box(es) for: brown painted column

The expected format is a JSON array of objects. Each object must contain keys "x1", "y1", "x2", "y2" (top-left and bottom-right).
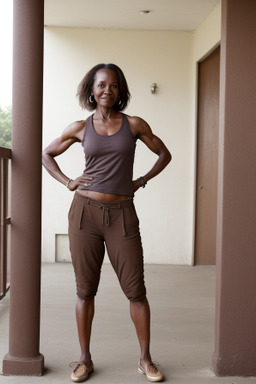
[
  {"x1": 2, "y1": 0, "x2": 44, "y2": 376},
  {"x1": 213, "y1": 0, "x2": 256, "y2": 377}
]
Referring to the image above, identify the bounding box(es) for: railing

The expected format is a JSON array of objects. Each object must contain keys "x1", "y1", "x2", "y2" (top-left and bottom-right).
[{"x1": 0, "y1": 146, "x2": 11, "y2": 300}]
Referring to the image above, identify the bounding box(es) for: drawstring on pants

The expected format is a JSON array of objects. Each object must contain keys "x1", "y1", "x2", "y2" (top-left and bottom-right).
[
  {"x1": 84, "y1": 196, "x2": 129, "y2": 237},
  {"x1": 100, "y1": 204, "x2": 126, "y2": 236}
]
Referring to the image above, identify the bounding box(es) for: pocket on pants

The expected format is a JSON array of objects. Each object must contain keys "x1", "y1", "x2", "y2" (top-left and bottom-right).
[
  {"x1": 123, "y1": 205, "x2": 140, "y2": 236},
  {"x1": 68, "y1": 197, "x2": 85, "y2": 230}
]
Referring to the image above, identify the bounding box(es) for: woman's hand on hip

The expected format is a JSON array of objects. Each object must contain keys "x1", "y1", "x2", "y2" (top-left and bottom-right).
[{"x1": 68, "y1": 173, "x2": 93, "y2": 191}]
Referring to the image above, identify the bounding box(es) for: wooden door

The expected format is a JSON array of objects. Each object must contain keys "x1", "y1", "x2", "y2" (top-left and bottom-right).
[{"x1": 194, "y1": 46, "x2": 220, "y2": 265}]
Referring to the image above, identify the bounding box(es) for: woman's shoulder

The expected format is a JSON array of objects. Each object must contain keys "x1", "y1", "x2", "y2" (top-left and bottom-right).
[
  {"x1": 62, "y1": 119, "x2": 86, "y2": 142},
  {"x1": 125, "y1": 113, "x2": 149, "y2": 125},
  {"x1": 124, "y1": 114, "x2": 149, "y2": 136},
  {"x1": 125, "y1": 114, "x2": 142, "y2": 123}
]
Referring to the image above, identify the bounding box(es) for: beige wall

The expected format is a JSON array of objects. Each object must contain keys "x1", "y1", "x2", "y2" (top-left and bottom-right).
[{"x1": 42, "y1": 2, "x2": 221, "y2": 264}]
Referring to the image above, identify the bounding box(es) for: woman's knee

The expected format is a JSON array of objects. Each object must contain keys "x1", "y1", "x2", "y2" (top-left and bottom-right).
[
  {"x1": 123, "y1": 284, "x2": 147, "y2": 302},
  {"x1": 76, "y1": 283, "x2": 98, "y2": 301}
]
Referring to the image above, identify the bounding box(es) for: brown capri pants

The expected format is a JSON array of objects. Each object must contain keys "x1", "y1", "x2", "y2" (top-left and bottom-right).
[{"x1": 68, "y1": 192, "x2": 146, "y2": 301}]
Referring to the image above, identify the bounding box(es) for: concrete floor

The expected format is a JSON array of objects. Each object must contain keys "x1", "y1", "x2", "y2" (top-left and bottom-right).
[{"x1": 0, "y1": 263, "x2": 256, "y2": 384}]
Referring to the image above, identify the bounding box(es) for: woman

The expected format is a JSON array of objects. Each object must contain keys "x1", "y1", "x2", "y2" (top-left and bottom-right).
[{"x1": 42, "y1": 63, "x2": 171, "y2": 383}]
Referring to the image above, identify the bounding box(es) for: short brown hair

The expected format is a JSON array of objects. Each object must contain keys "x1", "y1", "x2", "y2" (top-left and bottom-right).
[{"x1": 77, "y1": 63, "x2": 131, "y2": 111}]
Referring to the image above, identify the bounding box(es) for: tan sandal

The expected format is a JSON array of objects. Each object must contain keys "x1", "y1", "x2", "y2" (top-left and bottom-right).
[
  {"x1": 138, "y1": 361, "x2": 164, "y2": 382},
  {"x1": 69, "y1": 361, "x2": 94, "y2": 382}
]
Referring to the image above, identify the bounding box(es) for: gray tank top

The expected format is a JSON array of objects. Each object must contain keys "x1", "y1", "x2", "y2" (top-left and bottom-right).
[{"x1": 80, "y1": 113, "x2": 137, "y2": 196}]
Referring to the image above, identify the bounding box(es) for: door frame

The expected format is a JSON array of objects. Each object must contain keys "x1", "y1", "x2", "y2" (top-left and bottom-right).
[{"x1": 193, "y1": 44, "x2": 220, "y2": 265}]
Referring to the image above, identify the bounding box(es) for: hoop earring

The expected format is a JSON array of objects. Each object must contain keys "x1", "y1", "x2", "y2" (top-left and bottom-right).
[
  {"x1": 117, "y1": 97, "x2": 122, "y2": 106},
  {"x1": 89, "y1": 95, "x2": 95, "y2": 103}
]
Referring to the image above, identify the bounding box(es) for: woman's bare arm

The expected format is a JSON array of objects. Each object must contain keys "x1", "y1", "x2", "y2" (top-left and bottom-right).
[{"x1": 42, "y1": 120, "x2": 92, "y2": 191}]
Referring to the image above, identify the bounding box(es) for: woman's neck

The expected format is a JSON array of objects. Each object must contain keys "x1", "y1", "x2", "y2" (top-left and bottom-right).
[{"x1": 94, "y1": 107, "x2": 119, "y2": 121}]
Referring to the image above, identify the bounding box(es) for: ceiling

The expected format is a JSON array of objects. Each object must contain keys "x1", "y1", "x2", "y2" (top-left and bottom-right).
[{"x1": 44, "y1": 0, "x2": 220, "y2": 31}]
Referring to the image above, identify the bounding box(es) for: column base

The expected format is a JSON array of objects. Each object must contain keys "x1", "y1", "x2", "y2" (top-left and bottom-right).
[
  {"x1": 2, "y1": 353, "x2": 44, "y2": 376},
  {"x1": 212, "y1": 351, "x2": 256, "y2": 377}
]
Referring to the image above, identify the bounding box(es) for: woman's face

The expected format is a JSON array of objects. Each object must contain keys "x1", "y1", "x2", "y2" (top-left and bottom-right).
[{"x1": 92, "y1": 69, "x2": 119, "y2": 108}]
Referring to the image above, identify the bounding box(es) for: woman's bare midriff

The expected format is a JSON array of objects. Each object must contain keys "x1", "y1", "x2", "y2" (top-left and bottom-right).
[{"x1": 76, "y1": 189, "x2": 132, "y2": 202}]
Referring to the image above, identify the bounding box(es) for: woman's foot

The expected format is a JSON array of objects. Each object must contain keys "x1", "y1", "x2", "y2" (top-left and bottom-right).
[
  {"x1": 70, "y1": 361, "x2": 94, "y2": 382},
  {"x1": 138, "y1": 360, "x2": 164, "y2": 382}
]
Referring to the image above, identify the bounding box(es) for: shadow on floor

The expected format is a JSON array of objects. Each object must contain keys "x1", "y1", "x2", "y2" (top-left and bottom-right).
[{"x1": 1, "y1": 263, "x2": 255, "y2": 383}]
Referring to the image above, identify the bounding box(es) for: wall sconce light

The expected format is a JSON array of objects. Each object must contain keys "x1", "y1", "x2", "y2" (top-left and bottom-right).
[{"x1": 151, "y1": 83, "x2": 157, "y2": 94}]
